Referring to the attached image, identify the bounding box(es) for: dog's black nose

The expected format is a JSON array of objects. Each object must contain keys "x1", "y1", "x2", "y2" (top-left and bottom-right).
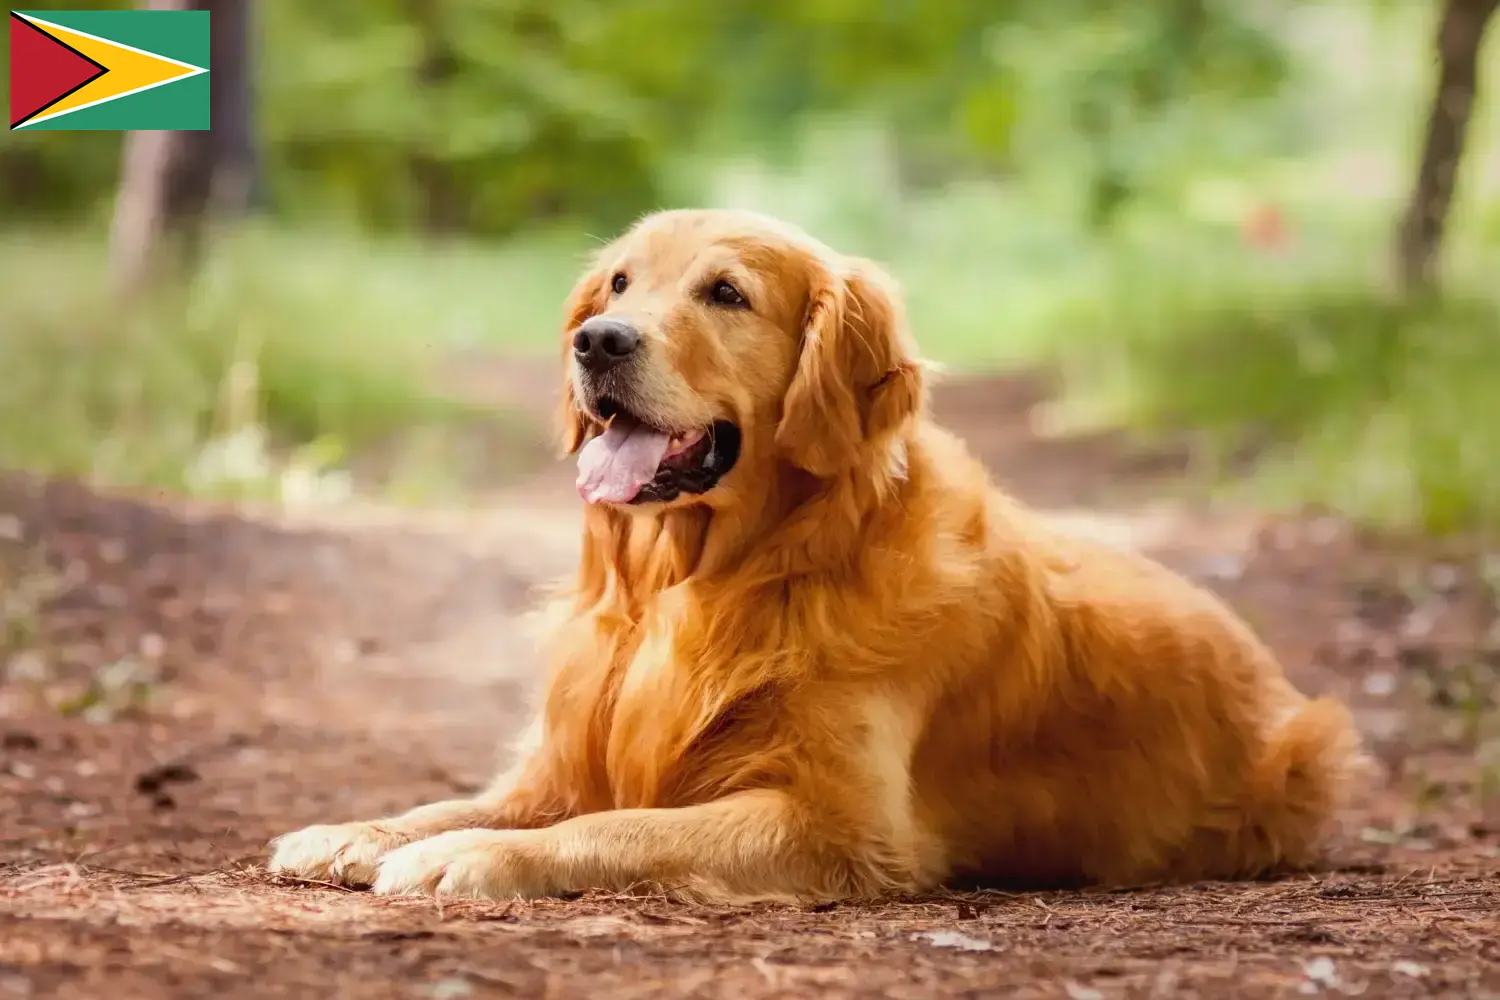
[{"x1": 572, "y1": 318, "x2": 641, "y2": 372}]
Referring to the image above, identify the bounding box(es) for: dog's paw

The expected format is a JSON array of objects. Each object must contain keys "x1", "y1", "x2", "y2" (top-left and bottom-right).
[
  {"x1": 373, "y1": 829, "x2": 549, "y2": 900},
  {"x1": 268, "y1": 822, "x2": 411, "y2": 887}
]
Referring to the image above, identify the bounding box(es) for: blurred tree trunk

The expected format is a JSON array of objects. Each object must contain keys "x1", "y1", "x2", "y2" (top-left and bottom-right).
[
  {"x1": 109, "y1": 0, "x2": 258, "y2": 295},
  {"x1": 1395, "y1": 0, "x2": 1498, "y2": 294},
  {"x1": 405, "y1": 0, "x2": 465, "y2": 233}
]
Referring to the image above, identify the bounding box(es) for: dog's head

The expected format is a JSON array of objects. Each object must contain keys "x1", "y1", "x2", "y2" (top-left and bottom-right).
[{"x1": 560, "y1": 209, "x2": 925, "y2": 509}]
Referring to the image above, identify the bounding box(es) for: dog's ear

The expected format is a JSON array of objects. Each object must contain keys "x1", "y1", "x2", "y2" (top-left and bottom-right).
[
  {"x1": 775, "y1": 257, "x2": 925, "y2": 477},
  {"x1": 556, "y1": 260, "x2": 609, "y2": 456}
]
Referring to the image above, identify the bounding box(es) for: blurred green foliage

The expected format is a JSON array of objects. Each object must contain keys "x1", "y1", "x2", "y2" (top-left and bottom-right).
[
  {"x1": 0, "y1": 228, "x2": 475, "y2": 492},
  {"x1": 1044, "y1": 240, "x2": 1500, "y2": 533},
  {"x1": 1, "y1": 0, "x2": 1287, "y2": 236}
]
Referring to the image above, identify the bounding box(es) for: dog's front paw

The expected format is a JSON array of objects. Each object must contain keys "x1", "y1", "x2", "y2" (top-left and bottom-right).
[
  {"x1": 373, "y1": 829, "x2": 551, "y2": 900},
  {"x1": 268, "y1": 822, "x2": 411, "y2": 887}
]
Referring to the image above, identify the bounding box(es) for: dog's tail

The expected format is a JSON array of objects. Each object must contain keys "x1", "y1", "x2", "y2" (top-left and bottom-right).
[{"x1": 1242, "y1": 695, "x2": 1366, "y2": 872}]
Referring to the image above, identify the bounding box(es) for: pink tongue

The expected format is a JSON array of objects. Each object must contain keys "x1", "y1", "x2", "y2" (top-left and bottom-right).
[{"x1": 576, "y1": 420, "x2": 672, "y2": 504}]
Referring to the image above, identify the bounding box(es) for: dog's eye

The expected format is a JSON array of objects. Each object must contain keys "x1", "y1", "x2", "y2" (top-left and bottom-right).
[
  {"x1": 709, "y1": 280, "x2": 748, "y2": 308},
  {"x1": 610, "y1": 273, "x2": 629, "y2": 295}
]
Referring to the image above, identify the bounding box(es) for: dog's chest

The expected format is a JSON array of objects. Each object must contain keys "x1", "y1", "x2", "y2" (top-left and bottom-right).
[
  {"x1": 547, "y1": 578, "x2": 794, "y2": 813},
  {"x1": 595, "y1": 626, "x2": 698, "y2": 808},
  {"x1": 584, "y1": 603, "x2": 773, "y2": 811}
]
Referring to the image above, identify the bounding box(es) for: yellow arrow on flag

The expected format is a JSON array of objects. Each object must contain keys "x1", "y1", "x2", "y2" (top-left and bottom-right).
[{"x1": 17, "y1": 13, "x2": 207, "y2": 127}]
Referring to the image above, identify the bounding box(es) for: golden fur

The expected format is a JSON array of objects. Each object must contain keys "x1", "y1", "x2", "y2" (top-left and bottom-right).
[{"x1": 269, "y1": 209, "x2": 1363, "y2": 902}]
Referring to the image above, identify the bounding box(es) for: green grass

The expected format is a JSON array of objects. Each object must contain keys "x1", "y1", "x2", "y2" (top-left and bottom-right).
[
  {"x1": 0, "y1": 226, "x2": 566, "y2": 499},
  {"x1": 1042, "y1": 235, "x2": 1500, "y2": 534},
  {"x1": 201, "y1": 225, "x2": 596, "y2": 356}
]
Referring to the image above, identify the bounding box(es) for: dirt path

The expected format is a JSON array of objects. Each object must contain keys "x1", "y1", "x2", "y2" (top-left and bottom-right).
[{"x1": 1, "y1": 372, "x2": 1497, "y2": 999}]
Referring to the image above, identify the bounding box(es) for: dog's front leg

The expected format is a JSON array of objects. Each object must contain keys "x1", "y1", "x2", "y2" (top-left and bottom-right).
[
  {"x1": 269, "y1": 719, "x2": 568, "y2": 887},
  {"x1": 372, "y1": 788, "x2": 910, "y2": 904},
  {"x1": 267, "y1": 797, "x2": 512, "y2": 888}
]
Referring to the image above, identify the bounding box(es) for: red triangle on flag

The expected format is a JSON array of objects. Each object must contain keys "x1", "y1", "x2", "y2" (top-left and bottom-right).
[{"x1": 9, "y1": 13, "x2": 109, "y2": 129}]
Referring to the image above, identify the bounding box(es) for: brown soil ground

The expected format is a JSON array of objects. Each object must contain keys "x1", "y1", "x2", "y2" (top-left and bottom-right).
[{"x1": 1, "y1": 369, "x2": 1497, "y2": 1000}]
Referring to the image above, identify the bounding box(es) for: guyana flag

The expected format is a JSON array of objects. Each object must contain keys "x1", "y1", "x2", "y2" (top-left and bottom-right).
[{"x1": 9, "y1": 9, "x2": 209, "y2": 130}]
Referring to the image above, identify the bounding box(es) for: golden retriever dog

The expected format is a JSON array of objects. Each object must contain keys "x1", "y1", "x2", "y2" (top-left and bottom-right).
[{"x1": 269, "y1": 208, "x2": 1363, "y2": 902}]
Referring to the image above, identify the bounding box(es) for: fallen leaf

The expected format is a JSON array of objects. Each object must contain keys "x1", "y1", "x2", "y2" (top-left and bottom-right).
[
  {"x1": 1300, "y1": 956, "x2": 1340, "y2": 994},
  {"x1": 0, "y1": 730, "x2": 39, "y2": 751},
  {"x1": 134, "y1": 761, "x2": 199, "y2": 796},
  {"x1": 1391, "y1": 961, "x2": 1428, "y2": 979},
  {"x1": 423, "y1": 978, "x2": 472, "y2": 999},
  {"x1": 913, "y1": 930, "x2": 995, "y2": 952}
]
